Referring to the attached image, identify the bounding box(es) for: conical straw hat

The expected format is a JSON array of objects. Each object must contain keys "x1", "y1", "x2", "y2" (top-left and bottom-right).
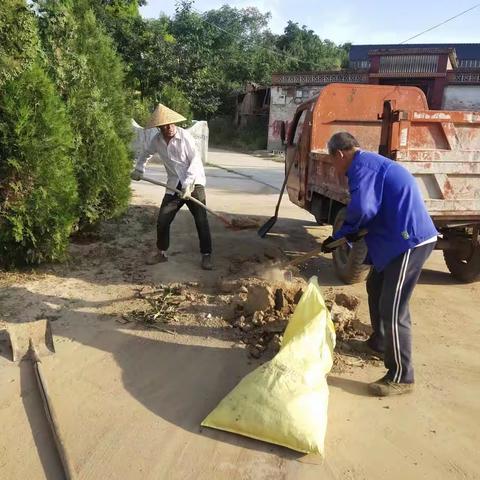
[{"x1": 145, "y1": 103, "x2": 187, "y2": 128}]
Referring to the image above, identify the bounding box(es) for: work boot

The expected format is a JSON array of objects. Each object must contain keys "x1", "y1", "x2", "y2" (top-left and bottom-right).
[
  {"x1": 368, "y1": 375, "x2": 414, "y2": 397},
  {"x1": 201, "y1": 254, "x2": 213, "y2": 270},
  {"x1": 146, "y1": 251, "x2": 168, "y2": 265}
]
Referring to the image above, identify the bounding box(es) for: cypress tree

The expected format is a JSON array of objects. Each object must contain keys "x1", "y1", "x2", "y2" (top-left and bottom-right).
[
  {"x1": 0, "y1": 0, "x2": 39, "y2": 88},
  {"x1": 0, "y1": 1, "x2": 77, "y2": 265},
  {"x1": 35, "y1": 0, "x2": 132, "y2": 227}
]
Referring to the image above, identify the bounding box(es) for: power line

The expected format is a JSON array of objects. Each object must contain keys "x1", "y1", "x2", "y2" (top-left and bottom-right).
[{"x1": 400, "y1": 3, "x2": 480, "y2": 44}]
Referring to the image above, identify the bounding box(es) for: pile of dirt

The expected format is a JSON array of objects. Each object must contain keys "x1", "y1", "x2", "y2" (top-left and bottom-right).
[
  {"x1": 224, "y1": 278, "x2": 368, "y2": 360},
  {"x1": 223, "y1": 277, "x2": 306, "y2": 358},
  {"x1": 227, "y1": 247, "x2": 284, "y2": 275},
  {"x1": 326, "y1": 292, "x2": 368, "y2": 343},
  {"x1": 324, "y1": 292, "x2": 375, "y2": 373},
  {"x1": 119, "y1": 277, "x2": 370, "y2": 364},
  {"x1": 226, "y1": 216, "x2": 263, "y2": 230}
]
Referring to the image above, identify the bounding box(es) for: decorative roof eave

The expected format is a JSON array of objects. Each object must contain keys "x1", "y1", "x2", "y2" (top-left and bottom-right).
[
  {"x1": 370, "y1": 72, "x2": 447, "y2": 79},
  {"x1": 271, "y1": 70, "x2": 369, "y2": 86},
  {"x1": 447, "y1": 70, "x2": 480, "y2": 84}
]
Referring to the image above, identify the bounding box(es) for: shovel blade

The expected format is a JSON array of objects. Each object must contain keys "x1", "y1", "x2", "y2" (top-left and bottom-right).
[
  {"x1": 5, "y1": 319, "x2": 55, "y2": 362},
  {"x1": 257, "y1": 216, "x2": 277, "y2": 238}
]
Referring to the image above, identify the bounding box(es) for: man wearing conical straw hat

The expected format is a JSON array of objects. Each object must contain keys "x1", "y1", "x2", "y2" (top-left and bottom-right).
[{"x1": 131, "y1": 104, "x2": 213, "y2": 270}]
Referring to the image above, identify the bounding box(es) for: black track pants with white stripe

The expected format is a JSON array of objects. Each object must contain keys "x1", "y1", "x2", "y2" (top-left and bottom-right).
[{"x1": 366, "y1": 243, "x2": 435, "y2": 383}]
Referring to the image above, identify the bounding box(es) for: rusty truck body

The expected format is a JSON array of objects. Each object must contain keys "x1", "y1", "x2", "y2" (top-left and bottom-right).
[{"x1": 284, "y1": 83, "x2": 480, "y2": 283}]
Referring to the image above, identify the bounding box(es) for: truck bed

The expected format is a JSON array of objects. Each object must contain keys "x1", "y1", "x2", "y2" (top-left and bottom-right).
[{"x1": 310, "y1": 109, "x2": 480, "y2": 224}]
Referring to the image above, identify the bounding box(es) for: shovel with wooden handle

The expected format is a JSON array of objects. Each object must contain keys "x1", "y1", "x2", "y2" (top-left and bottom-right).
[
  {"x1": 5, "y1": 319, "x2": 76, "y2": 479},
  {"x1": 139, "y1": 175, "x2": 259, "y2": 230},
  {"x1": 283, "y1": 229, "x2": 369, "y2": 268},
  {"x1": 257, "y1": 158, "x2": 295, "y2": 238}
]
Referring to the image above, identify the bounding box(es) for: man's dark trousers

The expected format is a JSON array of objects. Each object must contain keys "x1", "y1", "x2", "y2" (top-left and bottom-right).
[
  {"x1": 157, "y1": 184, "x2": 212, "y2": 254},
  {"x1": 366, "y1": 242, "x2": 435, "y2": 383}
]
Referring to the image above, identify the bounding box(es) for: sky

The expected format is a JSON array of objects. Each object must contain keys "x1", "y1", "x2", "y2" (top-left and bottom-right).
[{"x1": 140, "y1": 0, "x2": 480, "y2": 44}]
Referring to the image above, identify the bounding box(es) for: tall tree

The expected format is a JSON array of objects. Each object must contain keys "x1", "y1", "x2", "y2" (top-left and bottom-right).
[
  {"x1": 276, "y1": 21, "x2": 346, "y2": 71},
  {"x1": 88, "y1": 0, "x2": 148, "y2": 92},
  {"x1": 75, "y1": 1, "x2": 350, "y2": 119},
  {"x1": 0, "y1": 0, "x2": 39, "y2": 87},
  {"x1": 35, "y1": 0, "x2": 132, "y2": 227},
  {"x1": 0, "y1": 0, "x2": 77, "y2": 265},
  {"x1": 168, "y1": 1, "x2": 223, "y2": 117},
  {"x1": 138, "y1": 16, "x2": 178, "y2": 101}
]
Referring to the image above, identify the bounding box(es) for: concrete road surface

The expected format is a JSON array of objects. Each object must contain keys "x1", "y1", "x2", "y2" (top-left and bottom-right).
[{"x1": 0, "y1": 149, "x2": 479, "y2": 480}]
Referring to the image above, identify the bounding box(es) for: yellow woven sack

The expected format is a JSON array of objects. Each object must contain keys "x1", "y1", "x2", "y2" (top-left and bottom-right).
[{"x1": 201, "y1": 276, "x2": 336, "y2": 454}]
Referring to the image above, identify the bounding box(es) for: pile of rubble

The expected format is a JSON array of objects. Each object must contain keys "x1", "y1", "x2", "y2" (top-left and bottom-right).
[
  {"x1": 327, "y1": 292, "x2": 368, "y2": 343},
  {"x1": 123, "y1": 276, "x2": 370, "y2": 361},
  {"x1": 221, "y1": 277, "x2": 305, "y2": 358},
  {"x1": 220, "y1": 277, "x2": 367, "y2": 359}
]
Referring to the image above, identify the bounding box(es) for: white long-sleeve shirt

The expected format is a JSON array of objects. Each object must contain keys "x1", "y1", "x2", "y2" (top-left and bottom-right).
[{"x1": 135, "y1": 127, "x2": 206, "y2": 192}]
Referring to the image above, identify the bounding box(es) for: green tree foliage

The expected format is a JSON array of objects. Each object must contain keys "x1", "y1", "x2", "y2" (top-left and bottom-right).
[
  {"x1": 277, "y1": 21, "x2": 345, "y2": 71},
  {"x1": 0, "y1": 0, "x2": 351, "y2": 265},
  {"x1": 160, "y1": 84, "x2": 193, "y2": 124},
  {"x1": 202, "y1": 6, "x2": 276, "y2": 86},
  {"x1": 0, "y1": 2, "x2": 77, "y2": 265},
  {"x1": 96, "y1": 1, "x2": 349, "y2": 120},
  {"x1": 136, "y1": 16, "x2": 178, "y2": 101},
  {"x1": 0, "y1": 0, "x2": 40, "y2": 87},
  {"x1": 0, "y1": 64, "x2": 78, "y2": 265},
  {"x1": 35, "y1": 0, "x2": 132, "y2": 227},
  {"x1": 88, "y1": 0, "x2": 148, "y2": 93},
  {"x1": 166, "y1": 2, "x2": 222, "y2": 117}
]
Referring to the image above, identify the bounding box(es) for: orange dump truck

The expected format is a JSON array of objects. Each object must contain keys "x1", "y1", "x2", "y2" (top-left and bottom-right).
[{"x1": 283, "y1": 83, "x2": 480, "y2": 283}]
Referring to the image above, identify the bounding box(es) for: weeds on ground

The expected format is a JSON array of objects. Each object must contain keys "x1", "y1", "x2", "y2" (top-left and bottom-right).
[{"x1": 120, "y1": 286, "x2": 183, "y2": 329}]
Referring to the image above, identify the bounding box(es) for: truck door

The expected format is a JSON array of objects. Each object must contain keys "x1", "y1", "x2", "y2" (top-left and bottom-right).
[{"x1": 285, "y1": 107, "x2": 310, "y2": 208}]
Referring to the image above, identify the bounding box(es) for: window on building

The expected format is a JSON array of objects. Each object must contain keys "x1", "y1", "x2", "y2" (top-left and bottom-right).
[{"x1": 350, "y1": 60, "x2": 370, "y2": 69}]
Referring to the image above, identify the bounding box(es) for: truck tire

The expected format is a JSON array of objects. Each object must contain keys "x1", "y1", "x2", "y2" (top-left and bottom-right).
[
  {"x1": 310, "y1": 196, "x2": 324, "y2": 225},
  {"x1": 332, "y1": 208, "x2": 369, "y2": 284},
  {"x1": 443, "y1": 244, "x2": 480, "y2": 283}
]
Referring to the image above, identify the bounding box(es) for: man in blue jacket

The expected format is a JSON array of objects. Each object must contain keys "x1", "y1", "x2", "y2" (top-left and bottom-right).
[{"x1": 322, "y1": 132, "x2": 438, "y2": 397}]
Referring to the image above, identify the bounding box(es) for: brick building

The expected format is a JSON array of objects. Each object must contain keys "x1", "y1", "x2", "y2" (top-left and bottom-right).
[{"x1": 267, "y1": 43, "x2": 480, "y2": 151}]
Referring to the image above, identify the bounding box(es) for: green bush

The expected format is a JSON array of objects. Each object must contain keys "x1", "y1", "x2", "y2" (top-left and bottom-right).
[
  {"x1": 0, "y1": 63, "x2": 78, "y2": 265},
  {"x1": 131, "y1": 95, "x2": 153, "y2": 126},
  {"x1": 36, "y1": 0, "x2": 132, "y2": 227},
  {"x1": 0, "y1": 0, "x2": 39, "y2": 88}
]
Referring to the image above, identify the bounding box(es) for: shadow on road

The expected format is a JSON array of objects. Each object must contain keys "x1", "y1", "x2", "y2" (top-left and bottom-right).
[
  {"x1": 327, "y1": 375, "x2": 371, "y2": 397},
  {"x1": 1, "y1": 285, "x2": 302, "y2": 465},
  {"x1": 0, "y1": 201, "x2": 460, "y2": 474},
  {"x1": 20, "y1": 361, "x2": 64, "y2": 479},
  {"x1": 417, "y1": 267, "x2": 458, "y2": 286}
]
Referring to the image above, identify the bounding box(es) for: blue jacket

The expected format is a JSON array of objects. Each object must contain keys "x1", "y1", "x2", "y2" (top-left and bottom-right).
[{"x1": 333, "y1": 150, "x2": 438, "y2": 272}]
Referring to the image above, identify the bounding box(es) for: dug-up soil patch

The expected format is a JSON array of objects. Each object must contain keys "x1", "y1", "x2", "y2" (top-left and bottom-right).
[{"x1": 121, "y1": 275, "x2": 379, "y2": 373}]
